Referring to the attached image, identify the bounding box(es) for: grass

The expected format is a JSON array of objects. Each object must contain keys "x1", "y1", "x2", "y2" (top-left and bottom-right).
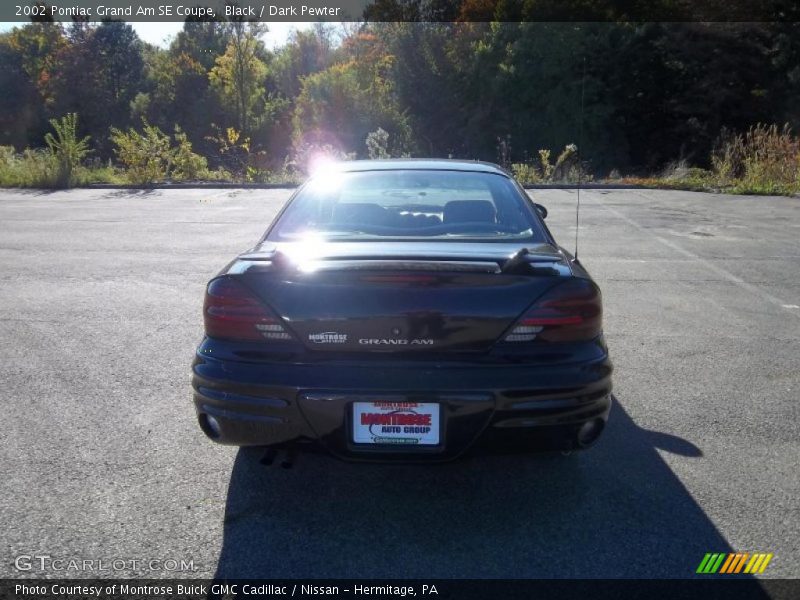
[
  {"x1": 513, "y1": 124, "x2": 799, "y2": 196},
  {"x1": 0, "y1": 145, "x2": 254, "y2": 187},
  {"x1": 1, "y1": 123, "x2": 798, "y2": 194},
  {"x1": 0, "y1": 147, "x2": 125, "y2": 187},
  {"x1": 0, "y1": 147, "x2": 56, "y2": 187},
  {"x1": 610, "y1": 175, "x2": 799, "y2": 196},
  {"x1": 610, "y1": 125, "x2": 800, "y2": 196},
  {"x1": 611, "y1": 164, "x2": 800, "y2": 196}
]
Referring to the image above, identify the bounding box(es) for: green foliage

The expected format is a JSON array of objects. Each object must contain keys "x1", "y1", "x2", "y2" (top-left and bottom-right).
[
  {"x1": 0, "y1": 146, "x2": 56, "y2": 187},
  {"x1": 129, "y1": 92, "x2": 151, "y2": 123},
  {"x1": 1, "y1": 111, "x2": 102, "y2": 188},
  {"x1": 0, "y1": 145, "x2": 119, "y2": 187},
  {"x1": 111, "y1": 121, "x2": 208, "y2": 184},
  {"x1": 77, "y1": 160, "x2": 123, "y2": 185},
  {"x1": 270, "y1": 25, "x2": 335, "y2": 100},
  {"x1": 205, "y1": 126, "x2": 253, "y2": 182},
  {"x1": 725, "y1": 124, "x2": 799, "y2": 193},
  {"x1": 290, "y1": 28, "x2": 415, "y2": 160},
  {"x1": 46, "y1": 21, "x2": 145, "y2": 157},
  {"x1": 245, "y1": 165, "x2": 303, "y2": 185},
  {"x1": 110, "y1": 121, "x2": 172, "y2": 184},
  {"x1": 366, "y1": 127, "x2": 391, "y2": 159},
  {"x1": 619, "y1": 124, "x2": 799, "y2": 194},
  {"x1": 511, "y1": 144, "x2": 581, "y2": 183},
  {"x1": 2, "y1": 19, "x2": 800, "y2": 195},
  {"x1": 43, "y1": 113, "x2": 90, "y2": 187},
  {"x1": 510, "y1": 162, "x2": 542, "y2": 184},
  {"x1": 553, "y1": 144, "x2": 579, "y2": 182},
  {"x1": 538, "y1": 150, "x2": 553, "y2": 181},
  {"x1": 172, "y1": 128, "x2": 209, "y2": 181},
  {"x1": 209, "y1": 24, "x2": 268, "y2": 135}
]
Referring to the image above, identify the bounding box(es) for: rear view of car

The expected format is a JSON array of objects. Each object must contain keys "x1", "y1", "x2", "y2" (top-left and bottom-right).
[{"x1": 192, "y1": 160, "x2": 612, "y2": 462}]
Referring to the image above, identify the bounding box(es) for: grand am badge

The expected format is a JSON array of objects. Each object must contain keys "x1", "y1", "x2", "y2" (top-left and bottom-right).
[
  {"x1": 308, "y1": 332, "x2": 347, "y2": 344},
  {"x1": 358, "y1": 338, "x2": 434, "y2": 345}
]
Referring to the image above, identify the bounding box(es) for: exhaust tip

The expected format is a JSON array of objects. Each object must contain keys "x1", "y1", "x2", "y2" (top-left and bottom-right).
[
  {"x1": 576, "y1": 418, "x2": 605, "y2": 448},
  {"x1": 198, "y1": 413, "x2": 222, "y2": 439}
]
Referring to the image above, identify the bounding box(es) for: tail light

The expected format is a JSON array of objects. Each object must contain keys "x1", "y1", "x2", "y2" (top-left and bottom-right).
[
  {"x1": 203, "y1": 277, "x2": 292, "y2": 342},
  {"x1": 504, "y1": 279, "x2": 602, "y2": 343}
]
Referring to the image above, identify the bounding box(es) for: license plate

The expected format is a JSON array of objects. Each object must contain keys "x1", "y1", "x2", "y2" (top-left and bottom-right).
[{"x1": 352, "y1": 401, "x2": 440, "y2": 445}]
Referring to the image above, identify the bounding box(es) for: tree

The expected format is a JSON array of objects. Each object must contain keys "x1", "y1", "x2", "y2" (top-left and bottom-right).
[
  {"x1": 133, "y1": 20, "x2": 231, "y2": 161},
  {"x1": 382, "y1": 22, "x2": 493, "y2": 157},
  {"x1": 0, "y1": 32, "x2": 44, "y2": 148},
  {"x1": 209, "y1": 22, "x2": 269, "y2": 135},
  {"x1": 5, "y1": 21, "x2": 65, "y2": 106},
  {"x1": 172, "y1": 19, "x2": 231, "y2": 71},
  {"x1": 0, "y1": 23, "x2": 65, "y2": 147},
  {"x1": 291, "y1": 29, "x2": 413, "y2": 160},
  {"x1": 46, "y1": 21, "x2": 144, "y2": 158},
  {"x1": 90, "y1": 22, "x2": 144, "y2": 125},
  {"x1": 270, "y1": 25, "x2": 335, "y2": 100}
]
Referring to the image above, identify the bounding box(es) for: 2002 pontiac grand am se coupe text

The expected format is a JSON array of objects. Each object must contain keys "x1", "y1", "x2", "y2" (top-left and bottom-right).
[{"x1": 191, "y1": 159, "x2": 612, "y2": 462}]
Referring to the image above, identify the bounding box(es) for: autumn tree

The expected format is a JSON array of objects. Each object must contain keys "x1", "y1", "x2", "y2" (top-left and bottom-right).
[
  {"x1": 45, "y1": 21, "x2": 144, "y2": 157},
  {"x1": 292, "y1": 27, "x2": 413, "y2": 158},
  {"x1": 210, "y1": 21, "x2": 269, "y2": 136}
]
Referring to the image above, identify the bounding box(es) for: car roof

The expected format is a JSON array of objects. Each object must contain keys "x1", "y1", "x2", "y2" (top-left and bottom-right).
[{"x1": 331, "y1": 159, "x2": 510, "y2": 176}]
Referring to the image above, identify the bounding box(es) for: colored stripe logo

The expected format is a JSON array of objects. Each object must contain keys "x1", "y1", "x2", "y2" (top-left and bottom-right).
[{"x1": 697, "y1": 552, "x2": 773, "y2": 574}]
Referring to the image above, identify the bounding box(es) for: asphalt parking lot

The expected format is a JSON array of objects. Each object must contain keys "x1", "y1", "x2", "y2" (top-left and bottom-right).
[{"x1": 1, "y1": 186, "x2": 798, "y2": 579}]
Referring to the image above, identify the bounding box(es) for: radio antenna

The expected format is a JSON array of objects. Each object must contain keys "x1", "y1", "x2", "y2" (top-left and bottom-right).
[{"x1": 574, "y1": 56, "x2": 586, "y2": 262}]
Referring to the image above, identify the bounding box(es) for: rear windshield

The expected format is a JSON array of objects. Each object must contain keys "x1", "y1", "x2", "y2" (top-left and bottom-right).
[{"x1": 268, "y1": 169, "x2": 545, "y2": 242}]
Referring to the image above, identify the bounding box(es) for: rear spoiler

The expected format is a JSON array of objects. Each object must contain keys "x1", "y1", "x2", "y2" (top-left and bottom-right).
[{"x1": 231, "y1": 248, "x2": 571, "y2": 276}]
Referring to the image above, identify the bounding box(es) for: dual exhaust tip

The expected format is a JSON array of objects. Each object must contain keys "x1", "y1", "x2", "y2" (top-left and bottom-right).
[
  {"x1": 198, "y1": 413, "x2": 222, "y2": 439},
  {"x1": 576, "y1": 418, "x2": 605, "y2": 448},
  {"x1": 199, "y1": 412, "x2": 606, "y2": 460}
]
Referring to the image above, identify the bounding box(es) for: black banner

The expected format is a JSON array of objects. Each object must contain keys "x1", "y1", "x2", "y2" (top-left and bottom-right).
[
  {"x1": 1, "y1": 580, "x2": 799, "y2": 600},
  {"x1": 3, "y1": 0, "x2": 800, "y2": 23}
]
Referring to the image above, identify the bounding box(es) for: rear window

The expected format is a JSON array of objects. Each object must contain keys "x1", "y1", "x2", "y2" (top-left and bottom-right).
[{"x1": 268, "y1": 169, "x2": 544, "y2": 242}]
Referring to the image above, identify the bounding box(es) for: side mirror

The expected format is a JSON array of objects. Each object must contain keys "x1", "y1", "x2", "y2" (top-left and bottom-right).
[{"x1": 534, "y1": 203, "x2": 548, "y2": 219}]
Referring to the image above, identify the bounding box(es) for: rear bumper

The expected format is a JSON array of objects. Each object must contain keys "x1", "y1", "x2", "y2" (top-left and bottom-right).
[{"x1": 191, "y1": 340, "x2": 613, "y2": 462}]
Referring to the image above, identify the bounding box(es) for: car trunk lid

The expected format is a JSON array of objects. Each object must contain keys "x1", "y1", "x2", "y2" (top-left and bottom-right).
[{"x1": 235, "y1": 241, "x2": 572, "y2": 353}]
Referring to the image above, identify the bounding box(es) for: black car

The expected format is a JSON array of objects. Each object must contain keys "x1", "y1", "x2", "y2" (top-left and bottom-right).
[{"x1": 192, "y1": 159, "x2": 612, "y2": 462}]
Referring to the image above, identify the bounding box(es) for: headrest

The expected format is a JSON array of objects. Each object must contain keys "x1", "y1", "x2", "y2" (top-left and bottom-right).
[{"x1": 443, "y1": 200, "x2": 496, "y2": 223}]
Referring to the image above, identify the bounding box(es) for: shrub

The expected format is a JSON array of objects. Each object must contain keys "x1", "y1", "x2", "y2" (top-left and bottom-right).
[
  {"x1": 366, "y1": 127, "x2": 390, "y2": 159},
  {"x1": 112, "y1": 121, "x2": 209, "y2": 184},
  {"x1": 712, "y1": 124, "x2": 800, "y2": 194},
  {"x1": 0, "y1": 146, "x2": 57, "y2": 187},
  {"x1": 553, "y1": 144, "x2": 579, "y2": 181},
  {"x1": 111, "y1": 121, "x2": 173, "y2": 184},
  {"x1": 510, "y1": 162, "x2": 542, "y2": 183},
  {"x1": 171, "y1": 128, "x2": 209, "y2": 181},
  {"x1": 205, "y1": 126, "x2": 252, "y2": 181},
  {"x1": 711, "y1": 128, "x2": 745, "y2": 183},
  {"x1": 511, "y1": 144, "x2": 581, "y2": 183},
  {"x1": 0, "y1": 115, "x2": 94, "y2": 189},
  {"x1": 44, "y1": 113, "x2": 91, "y2": 188},
  {"x1": 740, "y1": 124, "x2": 799, "y2": 192},
  {"x1": 245, "y1": 166, "x2": 303, "y2": 184},
  {"x1": 538, "y1": 149, "x2": 553, "y2": 180}
]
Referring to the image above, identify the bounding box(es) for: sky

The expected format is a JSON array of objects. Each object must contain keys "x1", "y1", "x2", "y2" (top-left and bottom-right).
[
  {"x1": 0, "y1": 21, "x2": 313, "y2": 49},
  {"x1": 129, "y1": 21, "x2": 312, "y2": 48}
]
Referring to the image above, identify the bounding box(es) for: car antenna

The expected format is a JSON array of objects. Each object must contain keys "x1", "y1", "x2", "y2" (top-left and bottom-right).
[{"x1": 574, "y1": 56, "x2": 586, "y2": 262}]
